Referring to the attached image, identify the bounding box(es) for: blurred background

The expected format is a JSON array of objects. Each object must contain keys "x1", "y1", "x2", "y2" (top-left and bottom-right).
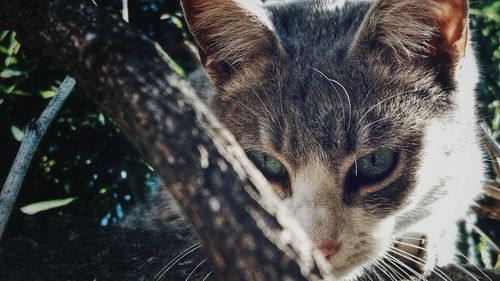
[{"x1": 0, "y1": 0, "x2": 499, "y2": 271}]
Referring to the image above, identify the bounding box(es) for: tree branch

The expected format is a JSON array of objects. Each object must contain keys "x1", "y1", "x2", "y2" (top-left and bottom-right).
[
  {"x1": 0, "y1": 76, "x2": 75, "y2": 238},
  {"x1": 3, "y1": 211, "x2": 499, "y2": 281},
  {"x1": 0, "y1": 1, "x2": 334, "y2": 280}
]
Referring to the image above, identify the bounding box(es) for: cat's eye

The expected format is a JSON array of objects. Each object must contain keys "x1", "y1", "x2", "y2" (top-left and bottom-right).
[
  {"x1": 248, "y1": 152, "x2": 287, "y2": 179},
  {"x1": 248, "y1": 151, "x2": 289, "y2": 197},
  {"x1": 352, "y1": 149, "x2": 397, "y2": 182}
]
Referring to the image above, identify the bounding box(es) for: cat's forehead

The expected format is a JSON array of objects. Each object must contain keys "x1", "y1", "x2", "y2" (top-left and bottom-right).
[
  {"x1": 265, "y1": 0, "x2": 371, "y2": 61},
  {"x1": 269, "y1": 65, "x2": 417, "y2": 164},
  {"x1": 218, "y1": 51, "x2": 440, "y2": 172},
  {"x1": 213, "y1": 0, "x2": 454, "y2": 168}
]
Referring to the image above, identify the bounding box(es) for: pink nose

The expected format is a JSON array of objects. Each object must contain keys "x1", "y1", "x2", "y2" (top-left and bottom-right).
[{"x1": 319, "y1": 243, "x2": 340, "y2": 259}]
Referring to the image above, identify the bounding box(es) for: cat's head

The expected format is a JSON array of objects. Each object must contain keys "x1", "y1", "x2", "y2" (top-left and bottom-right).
[{"x1": 182, "y1": 0, "x2": 477, "y2": 278}]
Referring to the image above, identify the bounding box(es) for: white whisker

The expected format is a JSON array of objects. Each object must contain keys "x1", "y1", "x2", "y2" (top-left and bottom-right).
[
  {"x1": 389, "y1": 245, "x2": 451, "y2": 281},
  {"x1": 364, "y1": 268, "x2": 376, "y2": 281},
  {"x1": 202, "y1": 271, "x2": 212, "y2": 281},
  {"x1": 371, "y1": 247, "x2": 428, "y2": 281},
  {"x1": 464, "y1": 216, "x2": 500, "y2": 253},
  {"x1": 393, "y1": 239, "x2": 490, "y2": 281},
  {"x1": 356, "y1": 91, "x2": 411, "y2": 133},
  {"x1": 352, "y1": 154, "x2": 359, "y2": 176},
  {"x1": 155, "y1": 242, "x2": 202, "y2": 281},
  {"x1": 328, "y1": 77, "x2": 353, "y2": 133},
  {"x1": 377, "y1": 259, "x2": 402, "y2": 281},
  {"x1": 356, "y1": 115, "x2": 397, "y2": 139},
  {"x1": 362, "y1": 253, "x2": 383, "y2": 281},
  {"x1": 228, "y1": 63, "x2": 279, "y2": 129},
  {"x1": 276, "y1": 66, "x2": 286, "y2": 130},
  {"x1": 364, "y1": 253, "x2": 399, "y2": 281},
  {"x1": 384, "y1": 257, "x2": 416, "y2": 281},
  {"x1": 360, "y1": 85, "x2": 376, "y2": 110},
  {"x1": 311, "y1": 66, "x2": 348, "y2": 131},
  {"x1": 450, "y1": 263, "x2": 483, "y2": 281},
  {"x1": 452, "y1": 250, "x2": 493, "y2": 281},
  {"x1": 185, "y1": 259, "x2": 207, "y2": 281},
  {"x1": 223, "y1": 95, "x2": 263, "y2": 118}
]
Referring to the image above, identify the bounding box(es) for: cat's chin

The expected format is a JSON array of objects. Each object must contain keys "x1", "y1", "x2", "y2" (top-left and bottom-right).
[
  {"x1": 327, "y1": 237, "x2": 394, "y2": 280},
  {"x1": 329, "y1": 258, "x2": 367, "y2": 280},
  {"x1": 327, "y1": 251, "x2": 382, "y2": 281}
]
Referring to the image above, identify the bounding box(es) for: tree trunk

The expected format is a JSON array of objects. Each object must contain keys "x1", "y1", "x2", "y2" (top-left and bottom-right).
[
  {"x1": 2, "y1": 210, "x2": 499, "y2": 281},
  {"x1": 0, "y1": 0, "x2": 333, "y2": 280}
]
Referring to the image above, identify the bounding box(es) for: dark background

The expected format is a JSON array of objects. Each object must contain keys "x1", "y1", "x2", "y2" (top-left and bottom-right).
[{"x1": 0, "y1": 0, "x2": 499, "y2": 271}]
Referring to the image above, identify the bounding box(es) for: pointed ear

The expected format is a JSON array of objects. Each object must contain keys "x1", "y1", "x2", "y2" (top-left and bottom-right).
[
  {"x1": 181, "y1": 0, "x2": 280, "y2": 89},
  {"x1": 351, "y1": 0, "x2": 469, "y2": 62}
]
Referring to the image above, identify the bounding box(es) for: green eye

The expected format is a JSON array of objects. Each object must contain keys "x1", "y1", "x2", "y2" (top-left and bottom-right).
[
  {"x1": 248, "y1": 152, "x2": 287, "y2": 178},
  {"x1": 354, "y1": 149, "x2": 396, "y2": 181}
]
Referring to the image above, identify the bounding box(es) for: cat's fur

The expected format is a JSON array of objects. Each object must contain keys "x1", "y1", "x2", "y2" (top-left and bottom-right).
[{"x1": 172, "y1": 0, "x2": 484, "y2": 279}]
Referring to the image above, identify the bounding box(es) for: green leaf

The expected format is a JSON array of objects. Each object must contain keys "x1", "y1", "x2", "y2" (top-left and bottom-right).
[
  {"x1": 5, "y1": 56, "x2": 18, "y2": 66},
  {"x1": 146, "y1": 163, "x2": 155, "y2": 172},
  {"x1": 98, "y1": 113, "x2": 106, "y2": 125},
  {"x1": 160, "y1": 14, "x2": 184, "y2": 29},
  {"x1": 11, "y1": 89, "x2": 31, "y2": 96},
  {"x1": 483, "y1": 2, "x2": 500, "y2": 23},
  {"x1": 7, "y1": 33, "x2": 20, "y2": 55},
  {"x1": 493, "y1": 103, "x2": 500, "y2": 131},
  {"x1": 153, "y1": 42, "x2": 187, "y2": 77},
  {"x1": 40, "y1": 90, "x2": 56, "y2": 99},
  {"x1": 20, "y1": 197, "x2": 77, "y2": 215},
  {"x1": 0, "y1": 69, "x2": 24, "y2": 78},
  {"x1": 0, "y1": 30, "x2": 9, "y2": 41},
  {"x1": 10, "y1": 125, "x2": 24, "y2": 141},
  {"x1": 478, "y1": 236, "x2": 494, "y2": 268},
  {"x1": 1, "y1": 84, "x2": 16, "y2": 94}
]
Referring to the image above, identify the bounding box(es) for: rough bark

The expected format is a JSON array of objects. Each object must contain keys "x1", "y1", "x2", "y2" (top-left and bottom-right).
[
  {"x1": 2, "y1": 210, "x2": 499, "y2": 281},
  {"x1": 0, "y1": 0, "x2": 333, "y2": 280}
]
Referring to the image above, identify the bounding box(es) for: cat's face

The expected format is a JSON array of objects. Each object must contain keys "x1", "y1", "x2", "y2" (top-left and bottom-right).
[
  {"x1": 211, "y1": 45, "x2": 439, "y2": 277},
  {"x1": 182, "y1": 0, "x2": 476, "y2": 278}
]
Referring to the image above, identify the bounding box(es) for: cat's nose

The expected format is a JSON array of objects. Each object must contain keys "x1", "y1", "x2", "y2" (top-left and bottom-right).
[{"x1": 318, "y1": 243, "x2": 340, "y2": 259}]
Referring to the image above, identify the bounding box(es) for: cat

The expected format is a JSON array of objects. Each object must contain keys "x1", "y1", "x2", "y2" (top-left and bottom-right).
[{"x1": 150, "y1": 0, "x2": 485, "y2": 280}]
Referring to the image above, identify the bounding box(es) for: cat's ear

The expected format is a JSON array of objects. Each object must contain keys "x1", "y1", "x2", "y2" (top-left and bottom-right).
[
  {"x1": 351, "y1": 0, "x2": 469, "y2": 63},
  {"x1": 181, "y1": 0, "x2": 280, "y2": 89}
]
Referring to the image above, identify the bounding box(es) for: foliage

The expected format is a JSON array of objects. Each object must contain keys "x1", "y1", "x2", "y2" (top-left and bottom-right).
[
  {"x1": 0, "y1": 0, "x2": 499, "y2": 270},
  {"x1": 465, "y1": 0, "x2": 500, "y2": 270},
  {"x1": 471, "y1": 1, "x2": 500, "y2": 133},
  {"x1": 0, "y1": 0, "x2": 194, "y2": 225}
]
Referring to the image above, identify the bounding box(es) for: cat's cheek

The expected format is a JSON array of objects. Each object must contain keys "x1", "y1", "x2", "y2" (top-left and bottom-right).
[
  {"x1": 364, "y1": 215, "x2": 396, "y2": 252},
  {"x1": 334, "y1": 215, "x2": 397, "y2": 273}
]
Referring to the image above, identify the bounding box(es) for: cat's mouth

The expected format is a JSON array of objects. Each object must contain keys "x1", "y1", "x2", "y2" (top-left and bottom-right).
[
  {"x1": 328, "y1": 251, "x2": 374, "y2": 280},
  {"x1": 327, "y1": 234, "x2": 429, "y2": 280},
  {"x1": 320, "y1": 236, "x2": 394, "y2": 279}
]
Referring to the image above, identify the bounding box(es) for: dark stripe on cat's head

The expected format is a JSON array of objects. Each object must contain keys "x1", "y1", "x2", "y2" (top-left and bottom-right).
[{"x1": 183, "y1": 0, "x2": 478, "y2": 277}]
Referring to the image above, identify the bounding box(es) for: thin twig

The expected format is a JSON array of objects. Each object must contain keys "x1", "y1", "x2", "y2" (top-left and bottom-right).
[
  {"x1": 0, "y1": 76, "x2": 75, "y2": 238},
  {"x1": 480, "y1": 123, "x2": 500, "y2": 164},
  {"x1": 478, "y1": 122, "x2": 500, "y2": 200},
  {"x1": 122, "y1": 0, "x2": 129, "y2": 23},
  {"x1": 465, "y1": 216, "x2": 500, "y2": 254}
]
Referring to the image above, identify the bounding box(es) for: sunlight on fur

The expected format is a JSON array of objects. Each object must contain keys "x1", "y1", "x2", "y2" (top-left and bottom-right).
[{"x1": 167, "y1": 0, "x2": 491, "y2": 279}]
